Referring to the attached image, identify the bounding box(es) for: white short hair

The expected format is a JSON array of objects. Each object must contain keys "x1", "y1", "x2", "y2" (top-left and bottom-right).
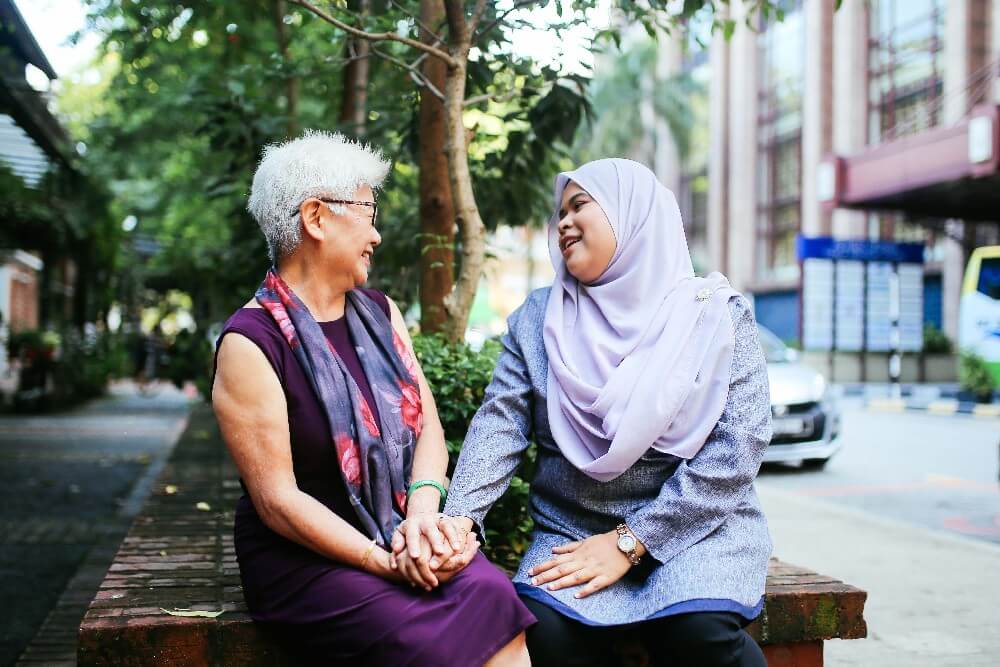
[{"x1": 247, "y1": 130, "x2": 391, "y2": 263}]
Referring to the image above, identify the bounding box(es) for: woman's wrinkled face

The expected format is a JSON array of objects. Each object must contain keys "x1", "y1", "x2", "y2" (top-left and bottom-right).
[
  {"x1": 556, "y1": 181, "x2": 616, "y2": 284},
  {"x1": 315, "y1": 184, "x2": 382, "y2": 287}
]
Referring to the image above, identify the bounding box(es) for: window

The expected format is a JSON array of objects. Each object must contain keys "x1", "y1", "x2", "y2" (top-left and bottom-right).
[
  {"x1": 756, "y1": 0, "x2": 804, "y2": 281},
  {"x1": 867, "y1": 0, "x2": 946, "y2": 144}
]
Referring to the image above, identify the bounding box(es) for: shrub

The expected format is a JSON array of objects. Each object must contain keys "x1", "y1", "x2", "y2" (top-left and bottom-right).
[
  {"x1": 7, "y1": 327, "x2": 130, "y2": 411},
  {"x1": 959, "y1": 350, "x2": 997, "y2": 402},
  {"x1": 162, "y1": 330, "x2": 214, "y2": 399},
  {"x1": 922, "y1": 323, "x2": 953, "y2": 354},
  {"x1": 412, "y1": 333, "x2": 536, "y2": 573}
]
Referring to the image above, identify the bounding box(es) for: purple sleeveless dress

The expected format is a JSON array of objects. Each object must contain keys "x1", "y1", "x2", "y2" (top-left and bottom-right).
[{"x1": 214, "y1": 288, "x2": 535, "y2": 665}]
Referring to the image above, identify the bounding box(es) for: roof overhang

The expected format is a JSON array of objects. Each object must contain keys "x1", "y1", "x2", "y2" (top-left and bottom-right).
[
  {"x1": 819, "y1": 105, "x2": 1000, "y2": 222},
  {"x1": 0, "y1": 74, "x2": 72, "y2": 165},
  {"x1": 0, "y1": 0, "x2": 57, "y2": 79}
]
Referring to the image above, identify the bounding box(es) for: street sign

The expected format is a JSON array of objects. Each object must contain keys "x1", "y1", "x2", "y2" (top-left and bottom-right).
[
  {"x1": 835, "y1": 260, "x2": 865, "y2": 351},
  {"x1": 797, "y1": 236, "x2": 925, "y2": 354},
  {"x1": 803, "y1": 258, "x2": 834, "y2": 350}
]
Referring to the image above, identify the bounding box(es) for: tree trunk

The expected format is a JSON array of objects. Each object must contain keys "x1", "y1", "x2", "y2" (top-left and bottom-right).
[
  {"x1": 273, "y1": 0, "x2": 300, "y2": 136},
  {"x1": 417, "y1": 0, "x2": 454, "y2": 334},
  {"x1": 339, "y1": 0, "x2": 370, "y2": 137},
  {"x1": 440, "y1": 1, "x2": 486, "y2": 342}
]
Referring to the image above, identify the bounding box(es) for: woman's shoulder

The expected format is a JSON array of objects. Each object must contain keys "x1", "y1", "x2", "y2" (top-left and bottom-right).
[
  {"x1": 726, "y1": 292, "x2": 754, "y2": 323},
  {"x1": 218, "y1": 306, "x2": 287, "y2": 357},
  {"x1": 509, "y1": 287, "x2": 550, "y2": 326}
]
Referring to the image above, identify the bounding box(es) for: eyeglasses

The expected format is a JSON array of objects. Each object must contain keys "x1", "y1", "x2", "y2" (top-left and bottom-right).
[{"x1": 290, "y1": 198, "x2": 378, "y2": 225}]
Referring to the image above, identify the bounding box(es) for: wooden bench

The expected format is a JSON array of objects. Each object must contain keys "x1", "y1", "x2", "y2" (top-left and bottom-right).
[{"x1": 78, "y1": 405, "x2": 867, "y2": 666}]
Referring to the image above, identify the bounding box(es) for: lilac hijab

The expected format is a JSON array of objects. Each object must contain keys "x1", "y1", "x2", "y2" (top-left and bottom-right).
[{"x1": 543, "y1": 159, "x2": 738, "y2": 482}]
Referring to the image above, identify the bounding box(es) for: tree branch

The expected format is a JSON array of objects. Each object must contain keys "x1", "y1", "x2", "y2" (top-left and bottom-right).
[
  {"x1": 371, "y1": 46, "x2": 445, "y2": 101},
  {"x1": 288, "y1": 0, "x2": 457, "y2": 66},
  {"x1": 469, "y1": 0, "x2": 489, "y2": 35},
  {"x1": 463, "y1": 88, "x2": 520, "y2": 107},
  {"x1": 474, "y1": 0, "x2": 539, "y2": 41},
  {"x1": 390, "y1": 0, "x2": 446, "y2": 46}
]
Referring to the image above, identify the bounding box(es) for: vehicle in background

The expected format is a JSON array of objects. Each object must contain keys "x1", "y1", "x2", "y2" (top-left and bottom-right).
[
  {"x1": 958, "y1": 245, "x2": 1000, "y2": 383},
  {"x1": 758, "y1": 325, "x2": 841, "y2": 469}
]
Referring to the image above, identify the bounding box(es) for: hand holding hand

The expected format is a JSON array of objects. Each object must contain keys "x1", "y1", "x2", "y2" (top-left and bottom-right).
[
  {"x1": 394, "y1": 512, "x2": 464, "y2": 563},
  {"x1": 389, "y1": 517, "x2": 479, "y2": 590},
  {"x1": 435, "y1": 530, "x2": 480, "y2": 584}
]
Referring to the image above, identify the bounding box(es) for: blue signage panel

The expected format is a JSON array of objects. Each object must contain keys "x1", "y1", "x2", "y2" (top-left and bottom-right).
[{"x1": 797, "y1": 236, "x2": 925, "y2": 264}]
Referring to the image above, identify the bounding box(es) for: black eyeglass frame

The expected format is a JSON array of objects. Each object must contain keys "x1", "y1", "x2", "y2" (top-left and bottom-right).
[{"x1": 290, "y1": 197, "x2": 378, "y2": 225}]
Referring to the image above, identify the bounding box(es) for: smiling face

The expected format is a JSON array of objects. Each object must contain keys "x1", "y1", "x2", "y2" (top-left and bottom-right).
[
  {"x1": 298, "y1": 184, "x2": 381, "y2": 289},
  {"x1": 556, "y1": 181, "x2": 617, "y2": 284}
]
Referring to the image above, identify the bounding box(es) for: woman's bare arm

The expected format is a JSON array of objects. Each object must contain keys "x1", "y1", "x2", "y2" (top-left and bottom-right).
[
  {"x1": 384, "y1": 299, "x2": 472, "y2": 578},
  {"x1": 212, "y1": 332, "x2": 401, "y2": 580}
]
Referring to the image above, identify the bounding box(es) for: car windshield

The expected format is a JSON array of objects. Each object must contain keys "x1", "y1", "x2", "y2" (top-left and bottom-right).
[{"x1": 757, "y1": 325, "x2": 790, "y2": 363}]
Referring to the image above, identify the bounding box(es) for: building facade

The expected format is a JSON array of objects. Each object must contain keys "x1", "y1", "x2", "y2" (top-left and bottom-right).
[
  {"x1": 0, "y1": 0, "x2": 77, "y2": 378},
  {"x1": 696, "y1": 0, "x2": 1000, "y2": 346}
]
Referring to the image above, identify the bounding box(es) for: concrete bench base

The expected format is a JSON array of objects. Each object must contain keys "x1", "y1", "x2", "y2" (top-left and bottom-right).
[{"x1": 79, "y1": 405, "x2": 866, "y2": 666}]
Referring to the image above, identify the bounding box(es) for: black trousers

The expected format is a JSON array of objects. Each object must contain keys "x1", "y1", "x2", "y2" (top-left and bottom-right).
[{"x1": 521, "y1": 596, "x2": 767, "y2": 667}]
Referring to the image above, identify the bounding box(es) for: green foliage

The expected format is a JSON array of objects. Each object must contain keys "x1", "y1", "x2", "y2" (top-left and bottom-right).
[
  {"x1": 959, "y1": 351, "x2": 997, "y2": 402},
  {"x1": 922, "y1": 322, "x2": 952, "y2": 355},
  {"x1": 411, "y1": 333, "x2": 501, "y2": 456},
  {"x1": 72, "y1": 0, "x2": 419, "y2": 321},
  {"x1": 411, "y1": 333, "x2": 535, "y2": 573},
  {"x1": 574, "y1": 37, "x2": 702, "y2": 166},
  {"x1": 52, "y1": 329, "x2": 131, "y2": 401},
  {"x1": 162, "y1": 330, "x2": 215, "y2": 400},
  {"x1": 6, "y1": 328, "x2": 130, "y2": 411}
]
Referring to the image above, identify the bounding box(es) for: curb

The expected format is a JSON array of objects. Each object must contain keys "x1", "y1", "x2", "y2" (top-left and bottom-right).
[{"x1": 866, "y1": 397, "x2": 1000, "y2": 417}]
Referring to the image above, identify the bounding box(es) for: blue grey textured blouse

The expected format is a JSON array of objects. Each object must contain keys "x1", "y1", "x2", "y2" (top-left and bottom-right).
[{"x1": 443, "y1": 288, "x2": 774, "y2": 626}]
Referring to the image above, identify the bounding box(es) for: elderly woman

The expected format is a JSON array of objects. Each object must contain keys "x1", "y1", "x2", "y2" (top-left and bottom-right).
[
  {"x1": 403, "y1": 159, "x2": 772, "y2": 666},
  {"x1": 211, "y1": 131, "x2": 534, "y2": 665}
]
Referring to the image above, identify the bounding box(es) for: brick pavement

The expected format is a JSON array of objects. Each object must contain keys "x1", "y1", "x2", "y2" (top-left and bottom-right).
[{"x1": 0, "y1": 382, "x2": 191, "y2": 666}]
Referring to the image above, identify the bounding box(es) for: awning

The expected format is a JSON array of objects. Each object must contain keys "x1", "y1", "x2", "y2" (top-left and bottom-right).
[{"x1": 819, "y1": 105, "x2": 1000, "y2": 221}]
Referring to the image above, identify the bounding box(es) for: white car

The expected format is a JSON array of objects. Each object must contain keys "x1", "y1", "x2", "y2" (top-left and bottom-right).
[{"x1": 758, "y1": 325, "x2": 841, "y2": 468}]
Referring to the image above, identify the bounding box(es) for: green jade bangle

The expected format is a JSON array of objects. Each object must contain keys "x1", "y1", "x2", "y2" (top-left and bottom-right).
[{"x1": 407, "y1": 479, "x2": 448, "y2": 510}]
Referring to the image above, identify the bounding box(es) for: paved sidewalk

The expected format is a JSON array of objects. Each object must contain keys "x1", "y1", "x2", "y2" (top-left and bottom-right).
[
  {"x1": 0, "y1": 381, "x2": 192, "y2": 666},
  {"x1": 757, "y1": 482, "x2": 1000, "y2": 666}
]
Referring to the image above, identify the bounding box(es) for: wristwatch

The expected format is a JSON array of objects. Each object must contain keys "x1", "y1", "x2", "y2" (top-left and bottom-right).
[{"x1": 615, "y1": 523, "x2": 641, "y2": 566}]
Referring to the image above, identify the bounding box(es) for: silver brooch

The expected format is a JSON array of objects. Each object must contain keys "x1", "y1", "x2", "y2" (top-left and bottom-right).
[{"x1": 697, "y1": 288, "x2": 712, "y2": 301}]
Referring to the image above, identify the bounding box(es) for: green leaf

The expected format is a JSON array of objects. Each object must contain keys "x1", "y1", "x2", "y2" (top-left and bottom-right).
[{"x1": 160, "y1": 608, "x2": 225, "y2": 618}]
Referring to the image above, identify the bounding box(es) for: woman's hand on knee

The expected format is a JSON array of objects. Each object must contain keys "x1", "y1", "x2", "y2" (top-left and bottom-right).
[{"x1": 528, "y1": 532, "x2": 632, "y2": 599}]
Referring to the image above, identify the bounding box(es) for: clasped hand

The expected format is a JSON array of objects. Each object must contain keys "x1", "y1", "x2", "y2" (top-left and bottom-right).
[{"x1": 389, "y1": 513, "x2": 478, "y2": 591}]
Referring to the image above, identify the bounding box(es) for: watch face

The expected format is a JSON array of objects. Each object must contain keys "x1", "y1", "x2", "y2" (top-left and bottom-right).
[{"x1": 617, "y1": 534, "x2": 636, "y2": 552}]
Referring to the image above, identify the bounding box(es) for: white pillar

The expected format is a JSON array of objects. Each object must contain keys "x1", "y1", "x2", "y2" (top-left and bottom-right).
[
  {"x1": 830, "y1": 0, "x2": 868, "y2": 239},
  {"x1": 653, "y1": 37, "x2": 683, "y2": 195},
  {"x1": 707, "y1": 22, "x2": 731, "y2": 275},
  {"x1": 944, "y1": 0, "x2": 972, "y2": 124},
  {"x1": 994, "y1": 0, "x2": 1000, "y2": 103},
  {"x1": 725, "y1": 3, "x2": 758, "y2": 291},
  {"x1": 801, "y1": 0, "x2": 835, "y2": 238},
  {"x1": 941, "y1": 0, "x2": 980, "y2": 343}
]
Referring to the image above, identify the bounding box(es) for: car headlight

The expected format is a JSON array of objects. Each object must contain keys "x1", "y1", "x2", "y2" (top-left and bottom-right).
[{"x1": 812, "y1": 374, "x2": 828, "y2": 403}]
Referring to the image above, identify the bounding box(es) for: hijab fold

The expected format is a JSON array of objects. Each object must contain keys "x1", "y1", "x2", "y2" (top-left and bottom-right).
[
  {"x1": 256, "y1": 269, "x2": 422, "y2": 545},
  {"x1": 543, "y1": 159, "x2": 738, "y2": 482}
]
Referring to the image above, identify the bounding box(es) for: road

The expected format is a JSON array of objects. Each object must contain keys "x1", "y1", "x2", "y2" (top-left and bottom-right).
[
  {"x1": 757, "y1": 402, "x2": 1000, "y2": 665},
  {"x1": 758, "y1": 402, "x2": 1000, "y2": 543}
]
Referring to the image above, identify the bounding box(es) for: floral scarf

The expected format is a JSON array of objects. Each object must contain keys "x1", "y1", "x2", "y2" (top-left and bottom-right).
[{"x1": 255, "y1": 269, "x2": 423, "y2": 546}]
